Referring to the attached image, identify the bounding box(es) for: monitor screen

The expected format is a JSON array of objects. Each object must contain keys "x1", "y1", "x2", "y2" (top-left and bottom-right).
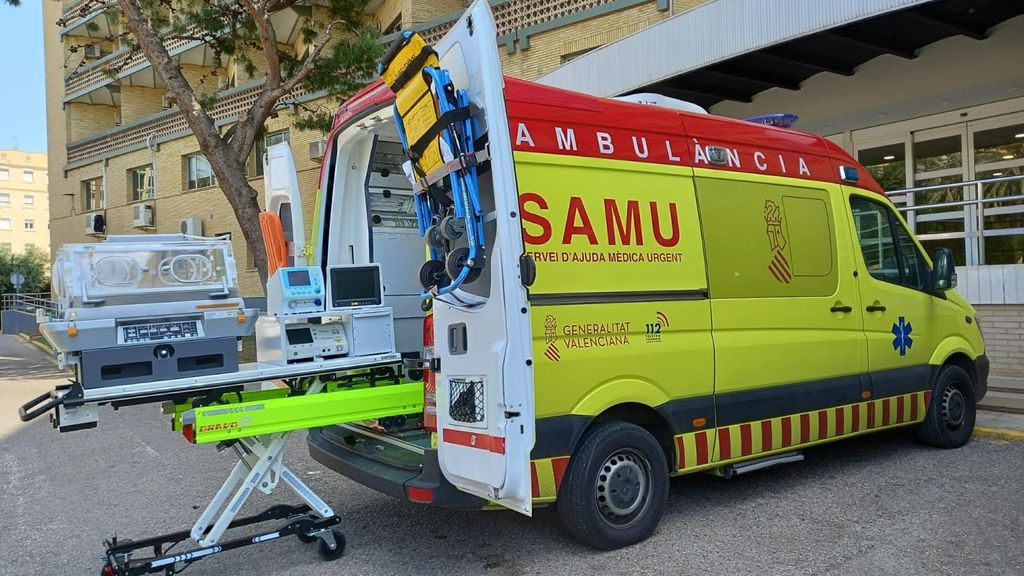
[
  {"x1": 286, "y1": 327, "x2": 314, "y2": 345},
  {"x1": 286, "y1": 269, "x2": 311, "y2": 286},
  {"x1": 329, "y1": 265, "x2": 382, "y2": 308}
]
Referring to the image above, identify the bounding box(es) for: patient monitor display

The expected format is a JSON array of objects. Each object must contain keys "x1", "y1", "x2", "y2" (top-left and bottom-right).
[{"x1": 328, "y1": 264, "x2": 383, "y2": 310}]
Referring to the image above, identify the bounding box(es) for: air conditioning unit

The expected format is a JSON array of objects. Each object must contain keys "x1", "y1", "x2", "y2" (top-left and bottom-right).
[
  {"x1": 161, "y1": 94, "x2": 173, "y2": 109},
  {"x1": 85, "y1": 212, "x2": 106, "y2": 236},
  {"x1": 113, "y1": 111, "x2": 122, "y2": 126},
  {"x1": 309, "y1": 140, "x2": 326, "y2": 162},
  {"x1": 83, "y1": 44, "x2": 101, "y2": 59},
  {"x1": 132, "y1": 203, "x2": 154, "y2": 228},
  {"x1": 180, "y1": 217, "x2": 203, "y2": 236}
]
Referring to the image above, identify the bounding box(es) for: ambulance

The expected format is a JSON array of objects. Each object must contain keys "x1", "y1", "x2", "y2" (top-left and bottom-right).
[{"x1": 294, "y1": 0, "x2": 988, "y2": 549}]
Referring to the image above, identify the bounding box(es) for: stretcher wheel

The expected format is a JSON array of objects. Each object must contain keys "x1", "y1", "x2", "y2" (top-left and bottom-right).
[
  {"x1": 425, "y1": 224, "x2": 446, "y2": 250},
  {"x1": 445, "y1": 247, "x2": 481, "y2": 284},
  {"x1": 441, "y1": 215, "x2": 465, "y2": 240},
  {"x1": 316, "y1": 530, "x2": 346, "y2": 561},
  {"x1": 419, "y1": 259, "x2": 449, "y2": 290}
]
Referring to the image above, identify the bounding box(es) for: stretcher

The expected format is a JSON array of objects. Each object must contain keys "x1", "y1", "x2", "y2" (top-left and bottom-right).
[
  {"x1": 379, "y1": 31, "x2": 490, "y2": 297},
  {"x1": 20, "y1": 355, "x2": 420, "y2": 575}
]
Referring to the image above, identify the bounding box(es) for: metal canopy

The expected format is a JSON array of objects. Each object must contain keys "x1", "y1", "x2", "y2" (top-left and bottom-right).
[{"x1": 539, "y1": 0, "x2": 1024, "y2": 109}]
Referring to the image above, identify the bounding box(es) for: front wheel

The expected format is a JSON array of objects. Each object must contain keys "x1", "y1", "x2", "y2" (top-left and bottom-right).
[
  {"x1": 916, "y1": 364, "x2": 976, "y2": 448},
  {"x1": 557, "y1": 422, "x2": 669, "y2": 550}
]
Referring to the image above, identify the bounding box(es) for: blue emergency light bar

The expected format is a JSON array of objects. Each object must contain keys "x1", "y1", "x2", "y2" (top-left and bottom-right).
[{"x1": 745, "y1": 113, "x2": 799, "y2": 128}]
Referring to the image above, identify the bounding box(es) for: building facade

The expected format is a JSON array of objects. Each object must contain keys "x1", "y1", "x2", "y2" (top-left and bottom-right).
[
  {"x1": 44, "y1": 0, "x2": 694, "y2": 296},
  {"x1": 539, "y1": 0, "x2": 1024, "y2": 375},
  {"x1": 0, "y1": 150, "x2": 49, "y2": 255},
  {"x1": 43, "y1": 0, "x2": 1024, "y2": 374}
]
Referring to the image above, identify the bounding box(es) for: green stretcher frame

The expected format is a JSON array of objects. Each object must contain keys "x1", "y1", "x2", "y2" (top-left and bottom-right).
[{"x1": 181, "y1": 382, "x2": 424, "y2": 444}]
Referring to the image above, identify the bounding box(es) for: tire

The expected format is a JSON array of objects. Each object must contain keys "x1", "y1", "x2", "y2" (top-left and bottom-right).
[
  {"x1": 916, "y1": 364, "x2": 976, "y2": 448},
  {"x1": 557, "y1": 422, "x2": 669, "y2": 550}
]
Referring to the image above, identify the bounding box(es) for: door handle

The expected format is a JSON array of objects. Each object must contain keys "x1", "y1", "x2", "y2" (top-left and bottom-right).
[
  {"x1": 866, "y1": 304, "x2": 887, "y2": 312},
  {"x1": 830, "y1": 305, "x2": 853, "y2": 313}
]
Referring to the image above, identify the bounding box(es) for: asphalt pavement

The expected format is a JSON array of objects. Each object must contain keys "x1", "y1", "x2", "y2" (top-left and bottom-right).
[{"x1": 1, "y1": 334, "x2": 1022, "y2": 576}]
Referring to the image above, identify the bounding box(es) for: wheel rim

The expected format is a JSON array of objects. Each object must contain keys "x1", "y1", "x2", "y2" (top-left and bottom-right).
[
  {"x1": 941, "y1": 383, "x2": 967, "y2": 429},
  {"x1": 595, "y1": 448, "x2": 651, "y2": 527}
]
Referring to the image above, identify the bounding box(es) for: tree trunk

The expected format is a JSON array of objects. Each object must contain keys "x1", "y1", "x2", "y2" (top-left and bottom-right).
[{"x1": 205, "y1": 148, "x2": 269, "y2": 288}]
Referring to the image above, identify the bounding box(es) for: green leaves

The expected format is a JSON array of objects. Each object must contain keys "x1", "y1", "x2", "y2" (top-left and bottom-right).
[{"x1": 0, "y1": 246, "x2": 51, "y2": 295}]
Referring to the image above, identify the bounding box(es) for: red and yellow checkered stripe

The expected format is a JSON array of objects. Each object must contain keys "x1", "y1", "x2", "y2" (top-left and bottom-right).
[
  {"x1": 526, "y1": 391, "x2": 931, "y2": 503},
  {"x1": 530, "y1": 456, "x2": 570, "y2": 504},
  {"x1": 675, "y1": 390, "x2": 931, "y2": 472}
]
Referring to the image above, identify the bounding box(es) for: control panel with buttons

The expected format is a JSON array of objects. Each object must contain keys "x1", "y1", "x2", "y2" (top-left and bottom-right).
[
  {"x1": 267, "y1": 266, "x2": 326, "y2": 316},
  {"x1": 118, "y1": 319, "x2": 205, "y2": 345},
  {"x1": 284, "y1": 323, "x2": 349, "y2": 362}
]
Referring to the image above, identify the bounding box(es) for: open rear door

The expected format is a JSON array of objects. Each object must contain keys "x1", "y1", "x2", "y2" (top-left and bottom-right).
[
  {"x1": 431, "y1": 0, "x2": 535, "y2": 515},
  {"x1": 263, "y1": 142, "x2": 307, "y2": 267}
]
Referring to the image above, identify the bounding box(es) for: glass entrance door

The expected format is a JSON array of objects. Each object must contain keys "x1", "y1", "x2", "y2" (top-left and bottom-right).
[
  {"x1": 911, "y1": 125, "x2": 973, "y2": 265},
  {"x1": 969, "y1": 114, "x2": 1024, "y2": 264},
  {"x1": 854, "y1": 109, "x2": 1024, "y2": 266}
]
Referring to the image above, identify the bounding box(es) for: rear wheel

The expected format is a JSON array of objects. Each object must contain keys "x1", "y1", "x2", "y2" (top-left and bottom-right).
[
  {"x1": 916, "y1": 364, "x2": 976, "y2": 448},
  {"x1": 557, "y1": 422, "x2": 668, "y2": 550}
]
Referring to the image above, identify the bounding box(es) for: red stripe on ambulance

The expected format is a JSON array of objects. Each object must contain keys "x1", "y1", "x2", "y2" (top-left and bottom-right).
[
  {"x1": 441, "y1": 429, "x2": 506, "y2": 454},
  {"x1": 551, "y1": 457, "x2": 570, "y2": 491}
]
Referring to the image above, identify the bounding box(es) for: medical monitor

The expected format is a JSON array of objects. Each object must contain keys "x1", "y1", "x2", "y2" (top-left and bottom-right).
[{"x1": 328, "y1": 264, "x2": 383, "y2": 310}]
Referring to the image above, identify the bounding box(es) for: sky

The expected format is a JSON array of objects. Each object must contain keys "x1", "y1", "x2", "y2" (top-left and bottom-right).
[{"x1": 0, "y1": 2, "x2": 48, "y2": 153}]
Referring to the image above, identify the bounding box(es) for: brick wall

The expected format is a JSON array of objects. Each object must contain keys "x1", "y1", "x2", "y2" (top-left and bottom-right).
[
  {"x1": 66, "y1": 102, "x2": 117, "y2": 141},
  {"x1": 412, "y1": 0, "x2": 462, "y2": 25},
  {"x1": 975, "y1": 304, "x2": 1024, "y2": 376},
  {"x1": 51, "y1": 102, "x2": 330, "y2": 297},
  {"x1": 120, "y1": 86, "x2": 166, "y2": 123},
  {"x1": 499, "y1": 1, "x2": 671, "y2": 80}
]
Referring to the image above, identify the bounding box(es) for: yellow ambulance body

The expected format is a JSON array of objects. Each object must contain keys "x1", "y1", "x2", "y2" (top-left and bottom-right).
[{"x1": 309, "y1": 4, "x2": 987, "y2": 550}]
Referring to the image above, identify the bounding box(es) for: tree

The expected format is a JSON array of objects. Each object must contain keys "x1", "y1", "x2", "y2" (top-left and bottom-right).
[
  {"x1": 0, "y1": 246, "x2": 51, "y2": 295},
  {"x1": 55, "y1": 1, "x2": 383, "y2": 286}
]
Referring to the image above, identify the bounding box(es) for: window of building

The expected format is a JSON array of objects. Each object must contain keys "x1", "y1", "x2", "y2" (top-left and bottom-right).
[
  {"x1": 851, "y1": 196, "x2": 929, "y2": 290},
  {"x1": 0, "y1": 167, "x2": 8, "y2": 181},
  {"x1": 24, "y1": 219, "x2": 34, "y2": 231},
  {"x1": 0, "y1": 192, "x2": 9, "y2": 206},
  {"x1": 0, "y1": 243, "x2": 11, "y2": 253},
  {"x1": 185, "y1": 154, "x2": 215, "y2": 190},
  {"x1": 254, "y1": 130, "x2": 290, "y2": 177},
  {"x1": 22, "y1": 169, "x2": 34, "y2": 183},
  {"x1": 129, "y1": 166, "x2": 155, "y2": 201},
  {"x1": 81, "y1": 178, "x2": 103, "y2": 211},
  {"x1": 0, "y1": 218, "x2": 10, "y2": 230},
  {"x1": 23, "y1": 194, "x2": 34, "y2": 208}
]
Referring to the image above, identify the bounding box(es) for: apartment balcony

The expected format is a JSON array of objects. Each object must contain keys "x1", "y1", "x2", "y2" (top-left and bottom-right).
[
  {"x1": 60, "y1": 0, "x2": 117, "y2": 37},
  {"x1": 63, "y1": 7, "x2": 311, "y2": 106},
  {"x1": 65, "y1": 81, "x2": 318, "y2": 169}
]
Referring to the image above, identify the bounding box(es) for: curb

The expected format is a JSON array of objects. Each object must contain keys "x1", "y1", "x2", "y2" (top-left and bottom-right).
[
  {"x1": 975, "y1": 426, "x2": 1024, "y2": 442},
  {"x1": 16, "y1": 333, "x2": 61, "y2": 368}
]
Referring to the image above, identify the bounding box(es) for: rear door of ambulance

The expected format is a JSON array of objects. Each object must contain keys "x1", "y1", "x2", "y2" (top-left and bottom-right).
[{"x1": 431, "y1": 0, "x2": 535, "y2": 514}]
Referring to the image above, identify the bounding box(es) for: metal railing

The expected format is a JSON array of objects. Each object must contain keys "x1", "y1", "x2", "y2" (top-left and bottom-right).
[
  {"x1": 1, "y1": 292, "x2": 57, "y2": 317},
  {"x1": 886, "y1": 173, "x2": 1024, "y2": 265}
]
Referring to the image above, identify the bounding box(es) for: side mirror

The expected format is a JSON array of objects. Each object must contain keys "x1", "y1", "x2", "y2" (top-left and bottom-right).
[{"x1": 932, "y1": 247, "x2": 957, "y2": 291}]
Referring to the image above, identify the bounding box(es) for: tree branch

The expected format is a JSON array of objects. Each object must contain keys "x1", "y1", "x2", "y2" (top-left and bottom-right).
[
  {"x1": 279, "y1": 19, "x2": 343, "y2": 96},
  {"x1": 116, "y1": 0, "x2": 220, "y2": 152},
  {"x1": 241, "y1": 0, "x2": 281, "y2": 90}
]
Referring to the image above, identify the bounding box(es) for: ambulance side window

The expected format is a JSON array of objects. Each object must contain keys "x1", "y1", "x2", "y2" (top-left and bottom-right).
[{"x1": 850, "y1": 197, "x2": 928, "y2": 290}]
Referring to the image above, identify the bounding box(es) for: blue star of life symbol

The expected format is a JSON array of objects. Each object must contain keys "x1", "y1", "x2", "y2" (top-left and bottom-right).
[{"x1": 892, "y1": 316, "x2": 913, "y2": 356}]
